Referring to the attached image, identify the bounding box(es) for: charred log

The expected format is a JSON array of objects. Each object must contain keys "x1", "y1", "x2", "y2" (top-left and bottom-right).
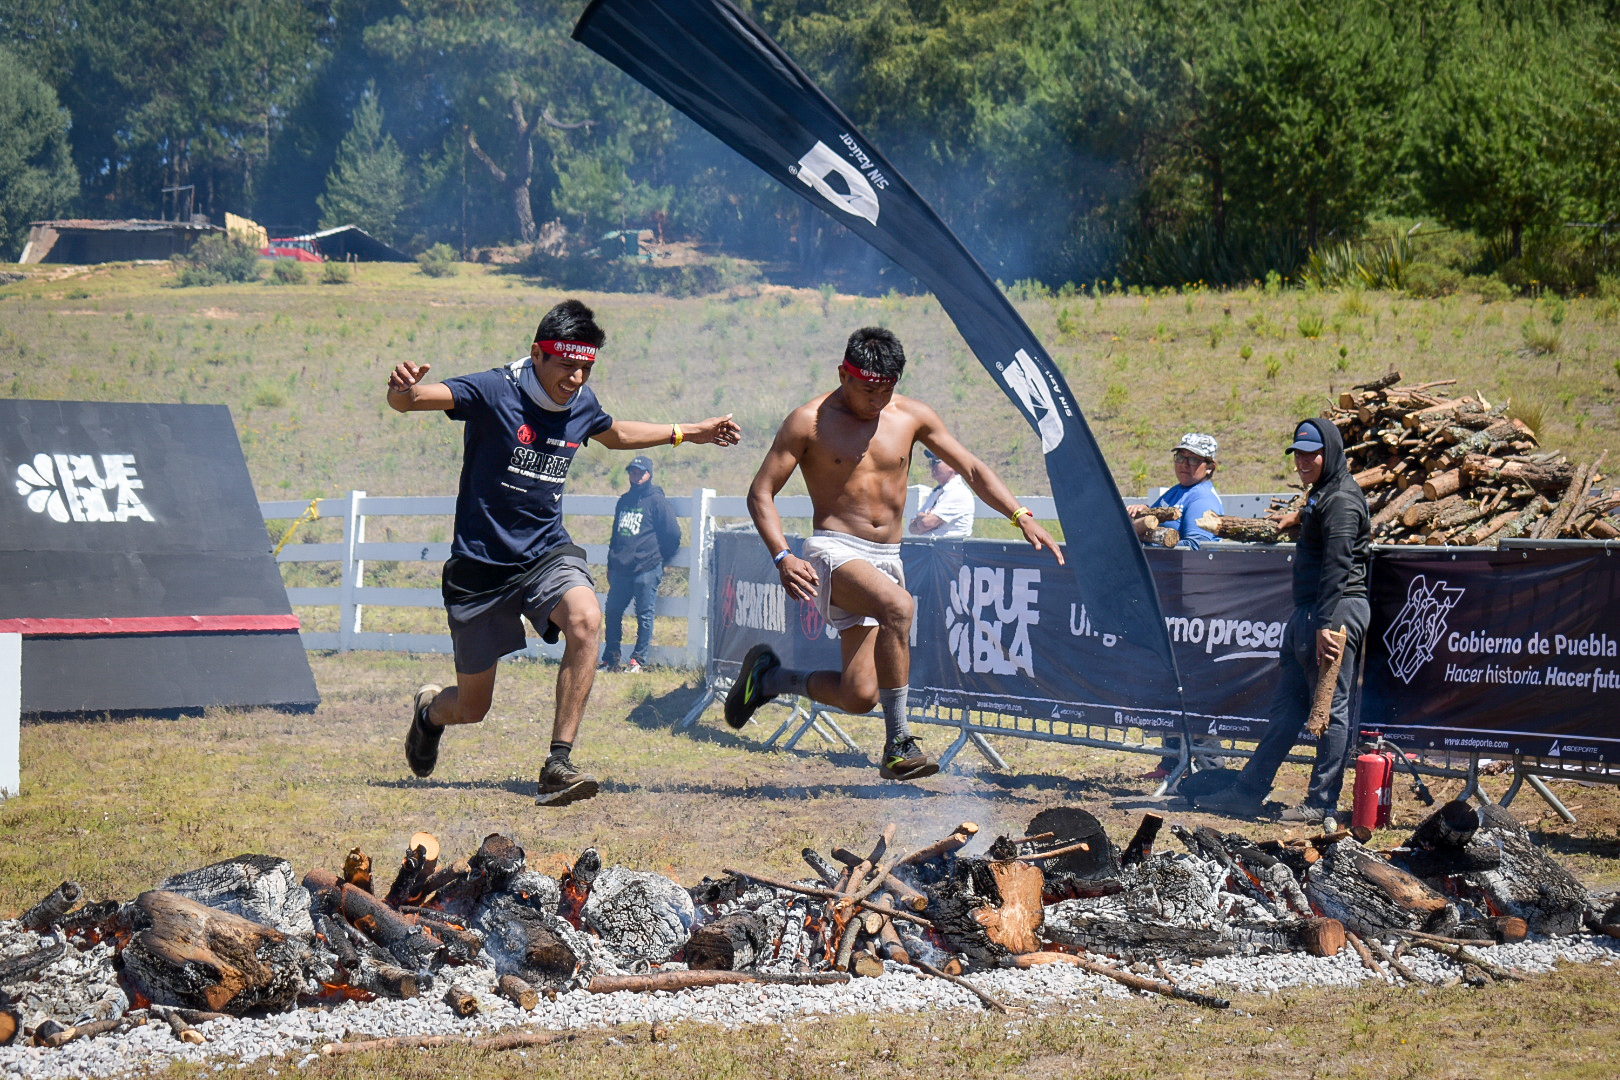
[
  {"x1": 161, "y1": 855, "x2": 313, "y2": 937},
  {"x1": 685, "y1": 911, "x2": 768, "y2": 971},
  {"x1": 119, "y1": 890, "x2": 308, "y2": 1014},
  {"x1": 20, "y1": 882, "x2": 82, "y2": 932}
]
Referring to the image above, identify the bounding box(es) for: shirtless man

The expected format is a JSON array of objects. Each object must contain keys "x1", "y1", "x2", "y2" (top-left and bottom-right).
[{"x1": 725, "y1": 327, "x2": 1064, "y2": 779}]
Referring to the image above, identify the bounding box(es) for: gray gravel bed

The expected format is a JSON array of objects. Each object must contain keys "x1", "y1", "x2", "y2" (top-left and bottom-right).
[{"x1": 4, "y1": 935, "x2": 1616, "y2": 1079}]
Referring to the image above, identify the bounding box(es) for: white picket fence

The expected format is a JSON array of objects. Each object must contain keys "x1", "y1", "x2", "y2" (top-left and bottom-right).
[{"x1": 261, "y1": 487, "x2": 1060, "y2": 666}]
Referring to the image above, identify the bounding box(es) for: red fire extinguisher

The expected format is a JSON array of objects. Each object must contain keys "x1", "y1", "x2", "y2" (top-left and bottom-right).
[{"x1": 1352, "y1": 747, "x2": 1396, "y2": 831}]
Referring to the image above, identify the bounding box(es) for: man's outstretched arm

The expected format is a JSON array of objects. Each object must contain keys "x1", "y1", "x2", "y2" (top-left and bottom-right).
[
  {"x1": 915, "y1": 407, "x2": 1065, "y2": 565},
  {"x1": 594, "y1": 416, "x2": 741, "y2": 450},
  {"x1": 386, "y1": 361, "x2": 456, "y2": 412}
]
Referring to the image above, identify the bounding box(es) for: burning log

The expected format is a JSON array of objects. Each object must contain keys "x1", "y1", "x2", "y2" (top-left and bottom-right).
[
  {"x1": 384, "y1": 833, "x2": 440, "y2": 908},
  {"x1": 120, "y1": 891, "x2": 308, "y2": 1014},
  {"x1": 1395, "y1": 800, "x2": 1590, "y2": 935},
  {"x1": 801, "y1": 848, "x2": 841, "y2": 887},
  {"x1": 581, "y1": 865, "x2": 695, "y2": 965},
  {"x1": 721, "y1": 869, "x2": 933, "y2": 927},
  {"x1": 1304, "y1": 838, "x2": 1453, "y2": 938},
  {"x1": 899, "y1": 822, "x2": 979, "y2": 868},
  {"x1": 1026, "y1": 807, "x2": 1120, "y2": 882},
  {"x1": 161, "y1": 855, "x2": 313, "y2": 937},
  {"x1": 342, "y1": 849, "x2": 373, "y2": 893},
  {"x1": 1120, "y1": 814, "x2": 1164, "y2": 868},
  {"x1": 20, "y1": 882, "x2": 82, "y2": 932},
  {"x1": 0, "y1": 938, "x2": 66, "y2": 985},
  {"x1": 685, "y1": 910, "x2": 768, "y2": 971},
  {"x1": 347, "y1": 957, "x2": 419, "y2": 999},
  {"x1": 303, "y1": 868, "x2": 443, "y2": 971},
  {"x1": 929, "y1": 855, "x2": 1045, "y2": 963},
  {"x1": 474, "y1": 892, "x2": 594, "y2": 988}
]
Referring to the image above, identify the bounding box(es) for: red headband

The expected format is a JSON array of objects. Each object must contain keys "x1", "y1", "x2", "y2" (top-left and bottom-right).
[
  {"x1": 841, "y1": 359, "x2": 898, "y2": 385},
  {"x1": 536, "y1": 339, "x2": 598, "y2": 361}
]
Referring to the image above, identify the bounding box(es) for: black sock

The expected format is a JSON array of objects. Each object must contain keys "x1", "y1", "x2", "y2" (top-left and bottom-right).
[{"x1": 548, "y1": 740, "x2": 572, "y2": 765}]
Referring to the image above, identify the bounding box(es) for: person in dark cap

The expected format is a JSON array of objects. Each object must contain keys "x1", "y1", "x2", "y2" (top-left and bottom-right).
[
  {"x1": 602, "y1": 454, "x2": 681, "y2": 672},
  {"x1": 1191, "y1": 416, "x2": 1370, "y2": 826}
]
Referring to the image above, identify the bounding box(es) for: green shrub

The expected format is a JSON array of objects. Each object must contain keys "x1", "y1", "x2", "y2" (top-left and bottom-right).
[
  {"x1": 1466, "y1": 275, "x2": 1514, "y2": 303},
  {"x1": 1404, "y1": 261, "x2": 1462, "y2": 297},
  {"x1": 1520, "y1": 319, "x2": 1562, "y2": 354},
  {"x1": 1297, "y1": 311, "x2": 1325, "y2": 339},
  {"x1": 174, "y1": 235, "x2": 262, "y2": 286},
  {"x1": 1597, "y1": 273, "x2": 1620, "y2": 300},
  {"x1": 416, "y1": 243, "x2": 457, "y2": 278},
  {"x1": 516, "y1": 251, "x2": 761, "y2": 297},
  {"x1": 320, "y1": 261, "x2": 353, "y2": 285},
  {"x1": 268, "y1": 260, "x2": 306, "y2": 286}
]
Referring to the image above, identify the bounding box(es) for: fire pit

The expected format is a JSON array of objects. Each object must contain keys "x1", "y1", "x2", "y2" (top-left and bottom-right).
[{"x1": 2, "y1": 803, "x2": 1617, "y2": 1074}]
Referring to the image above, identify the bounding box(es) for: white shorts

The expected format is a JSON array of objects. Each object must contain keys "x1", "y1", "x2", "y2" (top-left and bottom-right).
[{"x1": 800, "y1": 530, "x2": 906, "y2": 632}]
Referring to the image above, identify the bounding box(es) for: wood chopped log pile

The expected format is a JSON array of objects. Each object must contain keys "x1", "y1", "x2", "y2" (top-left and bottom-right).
[
  {"x1": 1197, "y1": 372, "x2": 1615, "y2": 547},
  {"x1": 0, "y1": 806, "x2": 1613, "y2": 1048}
]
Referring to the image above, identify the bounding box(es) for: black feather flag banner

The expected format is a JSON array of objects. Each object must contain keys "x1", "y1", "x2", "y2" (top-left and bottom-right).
[{"x1": 574, "y1": 0, "x2": 1185, "y2": 706}]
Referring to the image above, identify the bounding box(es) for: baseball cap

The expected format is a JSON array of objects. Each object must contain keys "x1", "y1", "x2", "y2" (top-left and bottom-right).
[
  {"x1": 628, "y1": 455, "x2": 654, "y2": 475},
  {"x1": 1286, "y1": 422, "x2": 1325, "y2": 454},
  {"x1": 1173, "y1": 432, "x2": 1218, "y2": 460}
]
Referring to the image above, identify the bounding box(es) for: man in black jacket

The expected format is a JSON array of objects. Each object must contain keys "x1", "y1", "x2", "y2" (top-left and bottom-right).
[
  {"x1": 602, "y1": 455, "x2": 682, "y2": 671},
  {"x1": 1194, "y1": 416, "x2": 1371, "y2": 825}
]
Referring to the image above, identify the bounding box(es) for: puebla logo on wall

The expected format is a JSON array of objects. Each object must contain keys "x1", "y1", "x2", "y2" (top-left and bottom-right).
[
  {"x1": 945, "y1": 564, "x2": 1040, "y2": 676},
  {"x1": 14, "y1": 452, "x2": 154, "y2": 523}
]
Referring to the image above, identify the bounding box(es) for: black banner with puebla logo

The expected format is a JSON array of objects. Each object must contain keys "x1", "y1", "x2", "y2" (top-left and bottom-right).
[
  {"x1": 0, "y1": 399, "x2": 318, "y2": 714},
  {"x1": 575, "y1": 0, "x2": 1183, "y2": 712},
  {"x1": 709, "y1": 532, "x2": 1293, "y2": 737},
  {"x1": 1362, "y1": 548, "x2": 1620, "y2": 761}
]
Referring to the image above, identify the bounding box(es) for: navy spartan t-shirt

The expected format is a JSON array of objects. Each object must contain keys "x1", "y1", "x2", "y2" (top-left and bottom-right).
[{"x1": 442, "y1": 359, "x2": 613, "y2": 566}]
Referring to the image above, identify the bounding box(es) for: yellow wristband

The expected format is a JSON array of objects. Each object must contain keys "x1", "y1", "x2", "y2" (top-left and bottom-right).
[
  {"x1": 670, "y1": 423, "x2": 684, "y2": 447},
  {"x1": 1011, "y1": 506, "x2": 1033, "y2": 523}
]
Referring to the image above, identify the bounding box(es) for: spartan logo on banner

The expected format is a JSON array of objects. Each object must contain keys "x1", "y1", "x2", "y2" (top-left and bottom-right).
[
  {"x1": 14, "y1": 452, "x2": 154, "y2": 523},
  {"x1": 945, "y1": 564, "x2": 1040, "y2": 676},
  {"x1": 1382, "y1": 575, "x2": 1466, "y2": 684}
]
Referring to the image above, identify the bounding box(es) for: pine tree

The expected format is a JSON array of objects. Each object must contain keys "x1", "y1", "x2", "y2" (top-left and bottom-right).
[
  {"x1": 317, "y1": 83, "x2": 409, "y2": 245},
  {"x1": 0, "y1": 48, "x2": 80, "y2": 260}
]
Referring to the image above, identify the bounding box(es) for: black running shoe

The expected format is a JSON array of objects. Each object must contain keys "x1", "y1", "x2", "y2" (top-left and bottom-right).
[
  {"x1": 724, "y1": 644, "x2": 780, "y2": 729},
  {"x1": 536, "y1": 758, "x2": 600, "y2": 807},
  {"x1": 879, "y1": 736, "x2": 940, "y2": 781},
  {"x1": 405, "y1": 684, "x2": 443, "y2": 778}
]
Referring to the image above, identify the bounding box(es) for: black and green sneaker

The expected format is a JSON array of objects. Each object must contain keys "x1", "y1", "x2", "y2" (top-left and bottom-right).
[
  {"x1": 879, "y1": 736, "x2": 940, "y2": 781},
  {"x1": 724, "y1": 644, "x2": 780, "y2": 729},
  {"x1": 404, "y1": 684, "x2": 443, "y2": 778}
]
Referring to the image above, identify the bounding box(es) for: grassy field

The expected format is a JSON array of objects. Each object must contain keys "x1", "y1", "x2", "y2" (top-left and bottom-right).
[{"x1": 3, "y1": 261, "x2": 1620, "y2": 1077}]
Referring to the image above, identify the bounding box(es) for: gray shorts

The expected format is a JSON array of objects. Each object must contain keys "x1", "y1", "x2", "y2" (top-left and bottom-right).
[{"x1": 446, "y1": 554, "x2": 596, "y2": 674}]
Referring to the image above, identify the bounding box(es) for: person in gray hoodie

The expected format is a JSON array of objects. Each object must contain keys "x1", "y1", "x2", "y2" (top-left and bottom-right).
[
  {"x1": 1193, "y1": 416, "x2": 1370, "y2": 825},
  {"x1": 601, "y1": 455, "x2": 682, "y2": 671}
]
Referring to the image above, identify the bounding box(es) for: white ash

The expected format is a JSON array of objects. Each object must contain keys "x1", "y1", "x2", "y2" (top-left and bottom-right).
[
  {"x1": 5, "y1": 934, "x2": 1617, "y2": 1079},
  {"x1": 580, "y1": 868, "x2": 694, "y2": 967},
  {"x1": 156, "y1": 856, "x2": 313, "y2": 938}
]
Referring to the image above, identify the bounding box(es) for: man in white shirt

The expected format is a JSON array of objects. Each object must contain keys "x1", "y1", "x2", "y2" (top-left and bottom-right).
[{"x1": 908, "y1": 448, "x2": 976, "y2": 539}]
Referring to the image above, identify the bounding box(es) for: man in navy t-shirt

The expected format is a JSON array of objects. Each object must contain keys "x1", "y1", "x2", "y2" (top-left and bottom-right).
[{"x1": 386, "y1": 299, "x2": 741, "y2": 805}]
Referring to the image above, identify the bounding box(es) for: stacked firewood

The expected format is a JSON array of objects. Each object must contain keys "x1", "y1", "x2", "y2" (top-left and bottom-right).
[{"x1": 1197, "y1": 372, "x2": 1616, "y2": 546}]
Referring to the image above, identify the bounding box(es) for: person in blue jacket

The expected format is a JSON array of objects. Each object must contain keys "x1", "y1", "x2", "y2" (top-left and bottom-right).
[
  {"x1": 1127, "y1": 432, "x2": 1224, "y2": 549},
  {"x1": 1131, "y1": 432, "x2": 1227, "y2": 780},
  {"x1": 601, "y1": 455, "x2": 681, "y2": 672}
]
